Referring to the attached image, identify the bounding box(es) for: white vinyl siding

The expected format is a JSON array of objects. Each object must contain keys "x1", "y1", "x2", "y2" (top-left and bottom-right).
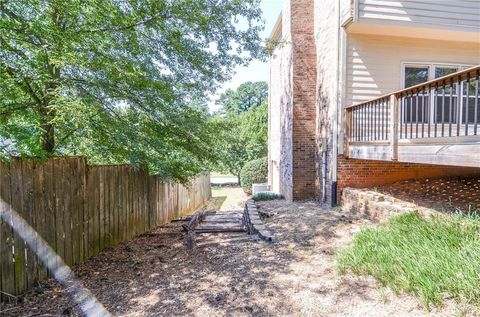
[
  {"x1": 345, "y1": 34, "x2": 480, "y2": 106},
  {"x1": 357, "y1": 0, "x2": 480, "y2": 32},
  {"x1": 341, "y1": 0, "x2": 354, "y2": 24}
]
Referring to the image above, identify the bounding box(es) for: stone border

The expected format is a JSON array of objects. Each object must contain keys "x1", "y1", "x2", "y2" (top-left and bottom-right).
[
  {"x1": 341, "y1": 187, "x2": 438, "y2": 222},
  {"x1": 243, "y1": 199, "x2": 276, "y2": 242}
]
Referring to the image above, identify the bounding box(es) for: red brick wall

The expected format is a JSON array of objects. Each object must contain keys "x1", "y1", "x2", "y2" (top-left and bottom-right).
[
  {"x1": 337, "y1": 155, "x2": 480, "y2": 201},
  {"x1": 291, "y1": 0, "x2": 317, "y2": 200}
]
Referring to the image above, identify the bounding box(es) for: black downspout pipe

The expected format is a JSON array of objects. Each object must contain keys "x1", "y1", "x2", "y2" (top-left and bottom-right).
[
  {"x1": 321, "y1": 147, "x2": 327, "y2": 204},
  {"x1": 331, "y1": 181, "x2": 337, "y2": 207}
]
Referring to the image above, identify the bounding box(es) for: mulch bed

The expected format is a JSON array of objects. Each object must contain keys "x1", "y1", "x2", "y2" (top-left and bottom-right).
[
  {"x1": 0, "y1": 199, "x2": 465, "y2": 316},
  {"x1": 379, "y1": 176, "x2": 480, "y2": 213}
]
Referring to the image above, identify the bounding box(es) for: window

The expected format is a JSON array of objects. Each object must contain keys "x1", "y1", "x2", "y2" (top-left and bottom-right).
[
  {"x1": 402, "y1": 63, "x2": 473, "y2": 88},
  {"x1": 402, "y1": 63, "x2": 473, "y2": 124},
  {"x1": 404, "y1": 66, "x2": 429, "y2": 88}
]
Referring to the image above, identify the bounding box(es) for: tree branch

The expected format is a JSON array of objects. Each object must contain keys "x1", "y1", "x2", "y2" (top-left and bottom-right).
[
  {"x1": 0, "y1": 62, "x2": 44, "y2": 106},
  {"x1": 77, "y1": 12, "x2": 166, "y2": 34},
  {"x1": 0, "y1": 103, "x2": 35, "y2": 116}
]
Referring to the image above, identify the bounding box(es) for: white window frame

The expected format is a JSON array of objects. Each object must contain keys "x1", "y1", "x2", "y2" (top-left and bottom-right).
[
  {"x1": 401, "y1": 62, "x2": 474, "y2": 89},
  {"x1": 400, "y1": 62, "x2": 474, "y2": 124}
]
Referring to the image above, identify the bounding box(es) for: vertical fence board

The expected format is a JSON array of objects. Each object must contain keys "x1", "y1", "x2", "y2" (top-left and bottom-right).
[
  {"x1": 1, "y1": 159, "x2": 211, "y2": 301},
  {"x1": 143, "y1": 173, "x2": 148, "y2": 231},
  {"x1": 53, "y1": 159, "x2": 66, "y2": 269},
  {"x1": 107, "y1": 167, "x2": 113, "y2": 247},
  {"x1": 62, "y1": 159, "x2": 73, "y2": 267},
  {"x1": 42, "y1": 159, "x2": 56, "y2": 273},
  {"x1": 117, "y1": 167, "x2": 124, "y2": 244},
  {"x1": 125, "y1": 167, "x2": 131, "y2": 240},
  {"x1": 11, "y1": 159, "x2": 27, "y2": 295},
  {"x1": 22, "y1": 159, "x2": 37, "y2": 291},
  {"x1": 33, "y1": 161, "x2": 47, "y2": 283},
  {"x1": 87, "y1": 167, "x2": 97, "y2": 257},
  {"x1": 78, "y1": 159, "x2": 86, "y2": 263},
  {"x1": 69, "y1": 158, "x2": 79, "y2": 266},
  {"x1": 100, "y1": 167, "x2": 106, "y2": 251},
  {"x1": 0, "y1": 162, "x2": 15, "y2": 302}
]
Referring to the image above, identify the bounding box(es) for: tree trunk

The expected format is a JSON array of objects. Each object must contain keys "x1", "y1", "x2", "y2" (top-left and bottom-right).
[
  {"x1": 41, "y1": 121, "x2": 55, "y2": 153},
  {"x1": 39, "y1": 101, "x2": 56, "y2": 154}
]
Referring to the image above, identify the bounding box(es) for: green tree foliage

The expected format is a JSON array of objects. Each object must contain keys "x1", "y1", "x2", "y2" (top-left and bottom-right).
[
  {"x1": 0, "y1": 0, "x2": 264, "y2": 183},
  {"x1": 213, "y1": 101, "x2": 267, "y2": 182},
  {"x1": 240, "y1": 156, "x2": 267, "y2": 194},
  {"x1": 215, "y1": 81, "x2": 267, "y2": 115}
]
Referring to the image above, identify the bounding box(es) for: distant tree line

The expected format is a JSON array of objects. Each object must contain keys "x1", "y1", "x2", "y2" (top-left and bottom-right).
[{"x1": 211, "y1": 81, "x2": 268, "y2": 185}]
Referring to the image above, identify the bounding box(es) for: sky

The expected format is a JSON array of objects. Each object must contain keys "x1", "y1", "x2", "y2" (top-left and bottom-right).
[{"x1": 208, "y1": 0, "x2": 283, "y2": 112}]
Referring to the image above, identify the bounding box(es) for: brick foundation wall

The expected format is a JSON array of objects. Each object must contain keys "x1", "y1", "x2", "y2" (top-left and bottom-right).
[
  {"x1": 291, "y1": 0, "x2": 317, "y2": 200},
  {"x1": 337, "y1": 155, "x2": 480, "y2": 201}
]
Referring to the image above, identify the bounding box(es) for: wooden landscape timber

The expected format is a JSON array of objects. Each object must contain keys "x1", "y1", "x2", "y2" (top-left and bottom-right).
[
  {"x1": 182, "y1": 209, "x2": 248, "y2": 250},
  {"x1": 182, "y1": 210, "x2": 210, "y2": 250}
]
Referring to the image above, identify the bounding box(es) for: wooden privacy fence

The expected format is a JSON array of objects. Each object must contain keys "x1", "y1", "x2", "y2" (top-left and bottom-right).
[{"x1": 0, "y1": 157, "x2": 211, "y2": 301}]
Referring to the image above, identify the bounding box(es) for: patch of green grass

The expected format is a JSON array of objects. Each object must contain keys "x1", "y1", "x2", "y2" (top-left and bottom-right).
[
  {"x1": 210, "y1": 171, "x2": 236, "y2": 177},
  {"x1": 337, "y1": 211, "x2": 480, "y2": 308},
  {"x1": 252, "y1": 192, "x2": 283, "y2": 201}
]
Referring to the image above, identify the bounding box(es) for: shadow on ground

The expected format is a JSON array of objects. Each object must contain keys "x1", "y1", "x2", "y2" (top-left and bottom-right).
[{"x1": 0, "y1": 200, "x2": 457, "y2": 317}]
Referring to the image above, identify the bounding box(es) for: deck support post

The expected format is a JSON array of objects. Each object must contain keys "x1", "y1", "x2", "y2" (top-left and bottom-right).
[
  {"x1": 390, "y1": 94, "x2": 399, "y2": 160},
  {"x1": 344, "y1": 109, "x2": 352, "y2": 158}
]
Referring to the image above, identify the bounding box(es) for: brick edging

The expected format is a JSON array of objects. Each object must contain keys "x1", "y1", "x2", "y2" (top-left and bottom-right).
[{"x1": 243, "y1": 199, "x2": 276, "y2": 242}]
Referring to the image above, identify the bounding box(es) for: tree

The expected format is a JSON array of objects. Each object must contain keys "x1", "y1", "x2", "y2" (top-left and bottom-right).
[
  {"x1": 212, "y1": 101, "x2": 267, "y2": 183},
  {"x1": 215, "y1": 81, "x2": 268, "y2": 115},
  {"x1": 0, "y1": 0, "x2": 264, "y2": 183}
]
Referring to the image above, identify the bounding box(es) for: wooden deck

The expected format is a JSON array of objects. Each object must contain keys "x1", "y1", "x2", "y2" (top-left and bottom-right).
[{"x1": 345, "y1": 66, "x2": 480, "y2": 168}]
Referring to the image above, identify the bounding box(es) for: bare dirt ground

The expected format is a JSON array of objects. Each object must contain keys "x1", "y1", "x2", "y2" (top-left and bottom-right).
[{"x1": 1, "y1": 199, "x2": 460, "y2": 317}]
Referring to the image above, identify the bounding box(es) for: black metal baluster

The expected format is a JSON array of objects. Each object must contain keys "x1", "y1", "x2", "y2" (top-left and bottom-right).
[
  {"x1": 357, "y1": 108, "x2": 360, "y2": 141},
  {"x1": 434, "y1": 83, "x2": 438, "y2": 138},
  {"x1": 386, "y1": 98, "x2": 389, "y2": 140},
  {"x1": 465, "y1": 73, "x2": 470, "y2": 135},
  {"x1": 372, "y1": 101, "x2": 375, "y2": 141},
  {"x1": 404, "y1": 94, "x2": 408, "y2": 139},
  {"x1": 415, "y1": 89, "x2": 419, "y2": 138},
  {"x1": 409, "y1": 92, "x2": 413, "y2": 139},
  {"x1": 421, "y1": 86, "x2": 425, "y2": 138},
  {"x1": 456, "y1": 76, "x2": 461, "y2": 136},
  {"x1": 351, "y1": 110, "x2": 354, "y2": 141},
  {"x1": 361, "y1": 105, "x2": 364, "y2": 141},
  {"x1": 359, "y1": 107, "x2": 362, "y2": 141},
  {"x1": 449, "y1": 79, "x2": 453, "y2": 137},
  {"x1": 369, "y1": 102, "x2": 373, "y2": 141},
  {"x1": 427, "y1": 85, "x2": 431, "y2": 138},
  {"x1": 377, "y1": 100, "x2": 380, "y2": 140},
  {"x1": 374, "y1": 100, "x2": 378, "y2": 140},
  {"x1": 475, "y1": 70, "x2": 479, "y2": 135},
  {"x1": 441, "y1": 80, "x2": 445, "y2": 137},
  {"x1": 364, "y1": 104, "x2": 367, "y2": 141},
  {"x1": 399, "y1": 96, "x2": 402, "y2": 139},
  {"x1": 381, "y1": 98, "x2": 385, "y2": 140},
  {"x1": 365, "y1": 104, "x2": 368, "y2": 141},
  {"x1": 353, "y1": 110, "x2": 357, "y2": 141}
]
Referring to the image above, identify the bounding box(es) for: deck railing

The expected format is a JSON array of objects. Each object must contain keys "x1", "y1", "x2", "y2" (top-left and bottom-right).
[{"x1": 345, "y1": 65, "x2": 480, "y2": 160}]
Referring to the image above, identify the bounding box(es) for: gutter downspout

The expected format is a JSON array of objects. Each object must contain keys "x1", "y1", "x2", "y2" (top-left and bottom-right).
[{"x1": 331, "y1": 0, "x2": 341, "y2": 207}]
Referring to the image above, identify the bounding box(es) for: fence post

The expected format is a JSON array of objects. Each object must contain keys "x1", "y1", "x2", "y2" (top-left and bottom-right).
[
  {"x1": 390, "y1": 94, "x2": 399, "y2": 160},
  {"x1": 344, "y1": 109, "x2": 352, "y2": 158}
]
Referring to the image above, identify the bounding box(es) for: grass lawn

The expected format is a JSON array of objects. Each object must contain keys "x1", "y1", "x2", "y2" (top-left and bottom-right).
[
  {"x1": 338, "y1": 211, "x2": 480, "y2": 309},
  {"x1": 210, "y1": 171, "x2": 236, "y2": 178}
]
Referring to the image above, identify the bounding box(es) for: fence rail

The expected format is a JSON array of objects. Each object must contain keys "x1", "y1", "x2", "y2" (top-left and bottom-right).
[
  {"x1": 0, "y1": 157, "x2": 211, "y2": 301},
  {"x1": 345, "y1": 65, "x2": 480, "y2": 160}
]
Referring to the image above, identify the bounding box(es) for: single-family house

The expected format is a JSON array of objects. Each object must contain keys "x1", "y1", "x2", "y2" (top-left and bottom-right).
[{"x1": 268, "y1": 0, "x2": 480, "y2": 204}]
